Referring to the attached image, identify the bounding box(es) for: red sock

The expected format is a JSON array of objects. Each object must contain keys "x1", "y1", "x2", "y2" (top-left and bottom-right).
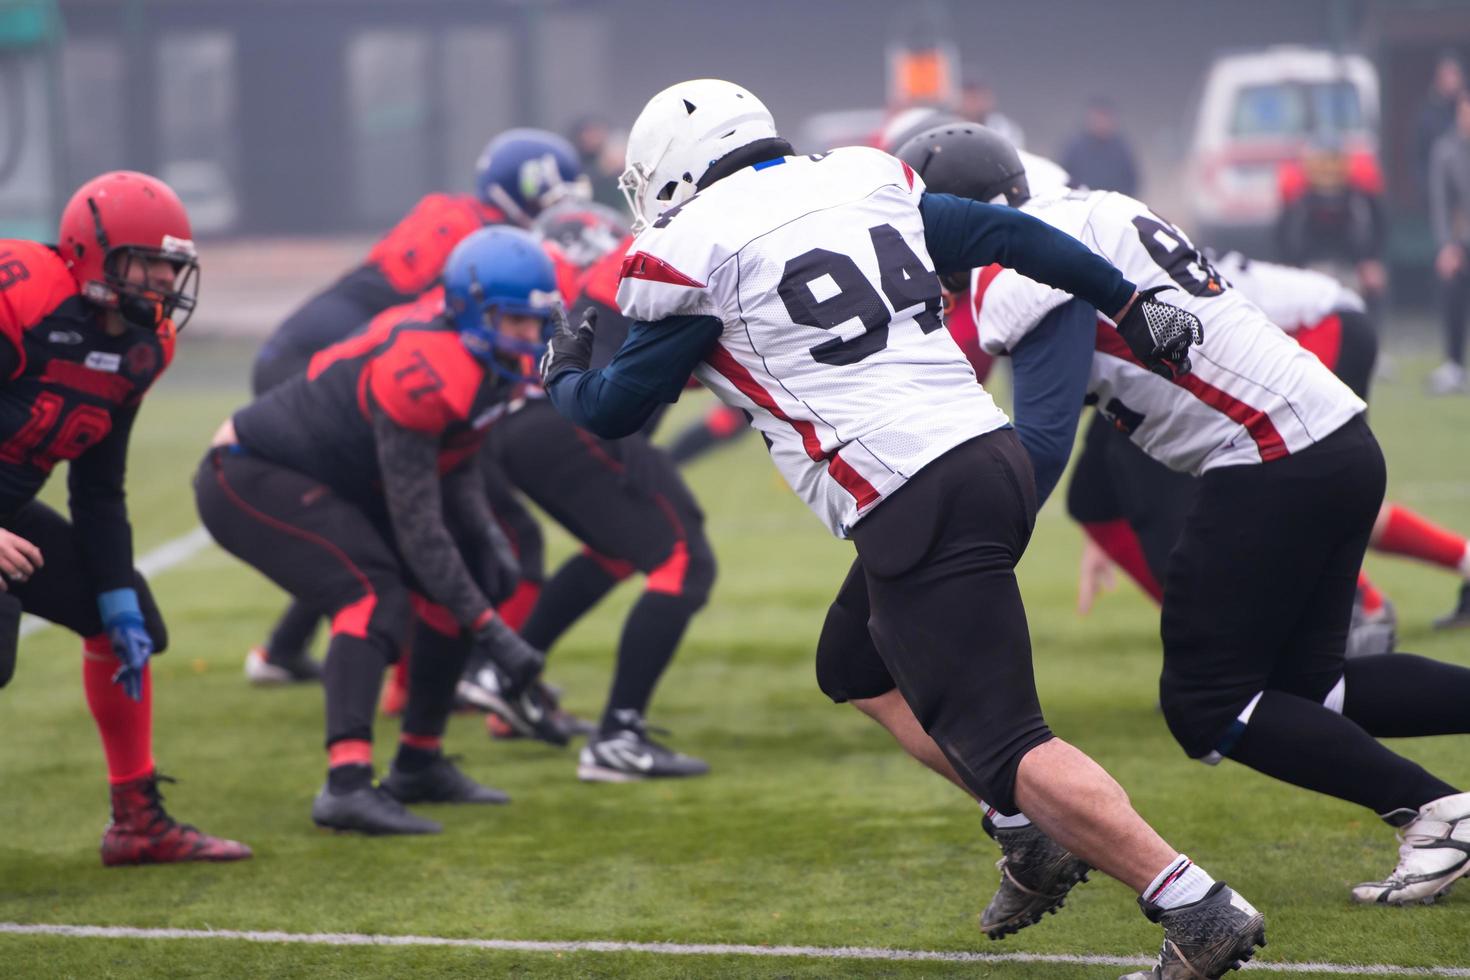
[
  {"x1": 328, "y1": 738, "x2": 373, "y2": 768},
  {"x1": 1374, "y1": 504, "x2": 1470, "y2": 576},
  {"x1": 1357, "y1": 571, "x2": 1386, "y2": 615},
  {"x1": 1082, "y1": 520, "x2": 1164, "y2": 603},
  {"x1": 497, "y1": 579, "x2": 542, "y2": 633},
  {"x1": 82, "y1": 636, "x2": 154, "y2": 785}
]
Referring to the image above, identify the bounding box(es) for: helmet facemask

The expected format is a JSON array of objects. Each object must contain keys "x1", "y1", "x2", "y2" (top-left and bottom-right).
[{"x1": 96, "y1": 238, "x2": 200, "y2": 331}]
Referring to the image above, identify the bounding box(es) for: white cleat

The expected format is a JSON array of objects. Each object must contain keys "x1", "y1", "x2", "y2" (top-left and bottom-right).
[{"x1": 1352, "y1": 792, "x2": 1470, "y2": 905}]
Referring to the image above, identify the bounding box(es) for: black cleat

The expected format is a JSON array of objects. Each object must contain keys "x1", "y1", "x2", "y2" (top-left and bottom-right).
[
  {"x1": 245, "y1": 646, "x2": 323, "y2": 685},
  {"x1": 1121, "y1": 882, "x2": 1266, "y2": 980},
  {"x1": 1433, "y1": 583, "x2": 1470, "y2": 631},
  {"x1": 310, "y1": 783, "x2": 442, "y2": 835},
  {"x1": 979, "y1": 820, "x2": 1091, "y2": 940},
  {"x1": 381, "y1": 755, "x2": 509, "y2": 805},
  {"x1": 578, "y1": 711, "x2": 709, "y2": 782},
  {"x1": 457, "y1": 666, "x2": 573, "y2": 746}
]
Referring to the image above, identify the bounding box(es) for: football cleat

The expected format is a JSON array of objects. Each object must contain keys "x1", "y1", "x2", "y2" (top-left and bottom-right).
[
  {"x1": 1346, "y1": 596, "x2": 1396, "y2": 659},
  {"x1": 979, "y1": 819, "x2": 1091, "y2": 940},
  {"x1": 1351, "y1": 791, "x2": 1470, "y2": 905},
  {"x1": 101, "y1": 771, "x2": 253, "y2": 866},
  {"x1": 1120, "y1": 882, "x2": 1266, "y2": 980},
  {"x1": 310, "y1": 783, "x2": 441, "y2": 835},
  {"x1": 456, "y1": 666, "x2": 573, "y2": 746},
  {"x1": 577, "y1": 711, "x2": 709, "y2": 782},
  {"x1": 244, "y1": 645, "x2": 322, "y2": 686},
  {"x1": 1433, "y1": 583, "x2": 1470, "y2": 631},
  {"x1": 381, "y1": 754, "x2": 510, "y2": 805}
]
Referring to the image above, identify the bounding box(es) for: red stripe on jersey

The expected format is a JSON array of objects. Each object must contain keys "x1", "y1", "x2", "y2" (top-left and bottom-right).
[
  {"x1": 969, "y1": 263, "x2": 1004, "y2": 321},
  {"x1": 1093, "y1": 321, "x2": 1288, "y2": 462},
  {"x1": 619, "y1": 251, "x2": 706, "y2": 288},
  {"x1": 704, "y1": 343, "x2": 881, "y2": 506},
  {"x1": 901, "y1": 160, "x2": 916, "y2": 190},
  {"x1": 40, "y1": 360, "x2": 136, "y2": 403}
]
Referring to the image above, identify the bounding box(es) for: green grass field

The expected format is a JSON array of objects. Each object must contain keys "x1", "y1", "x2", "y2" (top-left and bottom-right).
[{"x1": 0, "y1": 342, "x2": 1467, "y2": 978}]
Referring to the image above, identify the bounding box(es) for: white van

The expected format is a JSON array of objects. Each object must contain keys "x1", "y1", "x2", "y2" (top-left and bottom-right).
[{"x1": 1187, "y1": 46, "x2": 1379, "y2": 250}]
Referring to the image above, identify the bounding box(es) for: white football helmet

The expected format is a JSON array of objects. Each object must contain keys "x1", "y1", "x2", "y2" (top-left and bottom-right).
[{"x1": 619, "y1": 78, "x2": 778, "y2": 232}]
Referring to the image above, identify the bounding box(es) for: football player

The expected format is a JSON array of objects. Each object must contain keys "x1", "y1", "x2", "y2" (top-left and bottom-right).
[
  {"x1": 541, "y1": 79, "x2": 1266, "y2": 980},
  {"x1": 195, "y1": 228, "x2": 555, "y2": 834},
  {"x1": 457, "y1": 200, "x2": 716, "y2": 781},
  {"x1": 898, "y1": 124, "x2": 1470, "y2": 925},
  {"x1": 0, "y1": 172, "x2": 251, "y2": 865},
  {"x1": 244, "y1": 130, "x2": 586, "y2": 685}
]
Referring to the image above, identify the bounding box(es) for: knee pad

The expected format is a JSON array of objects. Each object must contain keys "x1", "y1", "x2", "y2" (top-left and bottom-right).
[
  {"x1": 1160, "y1": 683, "x2": 1264, "y2": 765},
  {"x1": 646, "y1": 534, "x2": 717, "y2": 608},
  {"x1": 814, "y1": 597, "x2": 893, "y2": 704},
  {"x1": 331, "y1": 583, "x2": 412, "y2": 659}
]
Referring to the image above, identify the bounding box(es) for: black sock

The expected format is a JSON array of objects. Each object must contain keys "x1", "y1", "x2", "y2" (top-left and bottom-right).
[
  {"x1": 266, "y1": 599, "x2": 321, "y2": 663},
  {"x1": 327, "y1": 763, "x2": 372, "y2": 795},
  {"x1": 600, "y1": 591, "x2": 701, "y2": 733},
  {"x1": 322, "y1": 634, "x2": 390, "y2": 747},
  {"x1": 521, "y1": 553, "x2": 621, "y2": 652},
  {"x1": 1228, "y1": 690, "x2": 1459, "y2": 816},
  {"x1": 393, "y1": 743, "x2": 439, "y2": 773},
  {"x1": 402, "y1": 626, "x2": 471, "y2": 739},
  {"x1": 1343, "y1": 653, "x2": 1470, "y2": 738}
]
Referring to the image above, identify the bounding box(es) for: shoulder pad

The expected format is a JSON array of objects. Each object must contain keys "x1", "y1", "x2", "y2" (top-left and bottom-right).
[{"x1": 366, "y1": 327, "x2": 482, "y2": 434}]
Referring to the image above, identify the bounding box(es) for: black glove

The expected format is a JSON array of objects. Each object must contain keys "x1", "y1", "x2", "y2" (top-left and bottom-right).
[
  {"x1": 539, "y1": 305, "x2": 596, "y2": 387},
  {"x1": 471, "y1": 616, "x2": 544, "y2": 700},
  {"x1": 1114, "y1": 286, "x2": 1204, "y2": 381}
]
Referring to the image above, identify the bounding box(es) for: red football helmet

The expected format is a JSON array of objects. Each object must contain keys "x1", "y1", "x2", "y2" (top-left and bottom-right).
[{"x1": 58, "y1": 171, "x2": 199, "y2": 330}]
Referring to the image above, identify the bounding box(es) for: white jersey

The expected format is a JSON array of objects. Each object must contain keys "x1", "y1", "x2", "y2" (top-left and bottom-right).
[
  {"x1": 617, "y1": 146, "x2": 1008, "y2": 537},
  {"x1": 1211, "y1": 251, "x2": 1365, "y2": 333},
  {"x1": 971, "y1": 189, "x2": 1365, "y2": 475}
]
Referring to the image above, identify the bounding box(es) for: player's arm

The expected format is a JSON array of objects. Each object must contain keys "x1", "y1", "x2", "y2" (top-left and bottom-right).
[
  {"x1": 1008, "y1": 299, "x2": 1096, "y2": 504},
  {"x1": 68, "y1": 405, "x2": 138, "y2": 595},
  {"x1": 441, "y1": 459, "x2": 519, "y2": 606},
  {"x1": 543, "y1": 310, "x2": 723, "y2": 439},
  {"x1": 918, "y1": 192, "x2": 1137, "y2": 320},
  {"x1": 372, "y1": 406, "x2": 544, "y2": 691},
  {"x1": 69, "y1": 405, "x2": 156, "y2": 700},
  {"x1": 371, "y1": 405, "x2": 495, "y2": 629}
]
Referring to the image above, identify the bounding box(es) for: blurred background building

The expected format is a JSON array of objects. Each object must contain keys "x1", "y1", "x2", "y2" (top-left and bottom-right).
[{"x1": 3, "y1": 0, "x2": 1470, "y2": 318}]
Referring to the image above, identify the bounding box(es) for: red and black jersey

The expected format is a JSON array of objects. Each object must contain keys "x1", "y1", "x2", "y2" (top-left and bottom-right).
[
  {"x1": 0, "y1": 239, "x2": 174, "y2": 591},
  {"x1": 569, "y1": 234, "x2": 636, "y2": 371},
  {"x1": 233, "y1": 294, "x2": 508, "y2": 517},
  {"x1": 365, "y1": 193, "x2": 506, "y2": 298}
]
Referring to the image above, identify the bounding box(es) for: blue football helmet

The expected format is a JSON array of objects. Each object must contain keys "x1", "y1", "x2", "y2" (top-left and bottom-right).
[
  {"x1": 475, "y1": 129, "x2": 590, "y2": 227},
  {"x1": 442, "y1": 226, "x2": 561, "y2": 382}
]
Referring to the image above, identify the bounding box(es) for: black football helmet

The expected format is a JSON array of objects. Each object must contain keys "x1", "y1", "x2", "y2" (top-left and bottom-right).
[{"x1": 894, "y1": 123, "x2": 1031, "y2": 207}]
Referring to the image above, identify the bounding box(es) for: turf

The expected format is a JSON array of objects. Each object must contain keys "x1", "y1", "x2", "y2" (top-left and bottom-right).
[{"x1": 0, "y1": 342, "x2": 1467, "y2": 978}]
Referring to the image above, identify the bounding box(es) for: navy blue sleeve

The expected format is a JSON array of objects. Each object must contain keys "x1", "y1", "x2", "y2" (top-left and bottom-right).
[
  {"x1": 1008, "y1": 298, "x2": 1096, "y2": 505},
  {"x1": 547, "y1": 314, "x2": 723, "y2": 439},
  {"x1": 919, "y1": 192, "x2": 1136, "y2": 318}
]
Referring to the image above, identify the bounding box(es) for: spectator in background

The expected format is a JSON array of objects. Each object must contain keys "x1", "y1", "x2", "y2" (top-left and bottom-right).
[
  {"x1": 1417, "y1": 53, "x2": 1465, "y2": 204},
  {"x1": 958, "y1": 79, "x2": 1025, "y2": 149},
  {"x1": 1059, "y1": 98, "x2": 1139, "y2": 196},
  {"x1": 568, "y1": 116, "x2": 625, "y2": 209},
  {"x1": 1428, "y1": 92, "x2": 1470, "y2": 395}
]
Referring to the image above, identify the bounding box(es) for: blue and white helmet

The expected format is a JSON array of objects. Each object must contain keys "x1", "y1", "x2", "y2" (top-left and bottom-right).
[
  {"x1": 442, "y1": 226, "x2": 562, "y2": 382},
  {"x1": 475, "y1": 129, "x2": 590, "y2": 228}
]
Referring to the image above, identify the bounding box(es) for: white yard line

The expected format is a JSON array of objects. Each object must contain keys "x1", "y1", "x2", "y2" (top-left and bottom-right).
[
  {"x1": 18, "y1": 526, "x2": 212, "y2": 639},
  {"x1": 0, "y1": 922, "x2": 1467, "y2": 976}
]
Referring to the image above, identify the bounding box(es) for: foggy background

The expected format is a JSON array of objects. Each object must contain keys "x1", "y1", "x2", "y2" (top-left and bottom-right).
[{"x1": 4, "y1": 0, "x2": 1470, "y2": 334}]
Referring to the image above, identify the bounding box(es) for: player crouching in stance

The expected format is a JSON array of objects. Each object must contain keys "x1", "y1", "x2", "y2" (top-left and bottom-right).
[
  {"x1": 542, "y1": 78, "x2": 1266, "y2": 980},
  {"x1": 897, "y1": 123, "x2": 1470, "y2": 927},
  {"x1": 195, "y1": 228, "x2": 554, "y2": 834},
  {"x1": 0, "y1": 172, "x2": 250, "y2": 865}
]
